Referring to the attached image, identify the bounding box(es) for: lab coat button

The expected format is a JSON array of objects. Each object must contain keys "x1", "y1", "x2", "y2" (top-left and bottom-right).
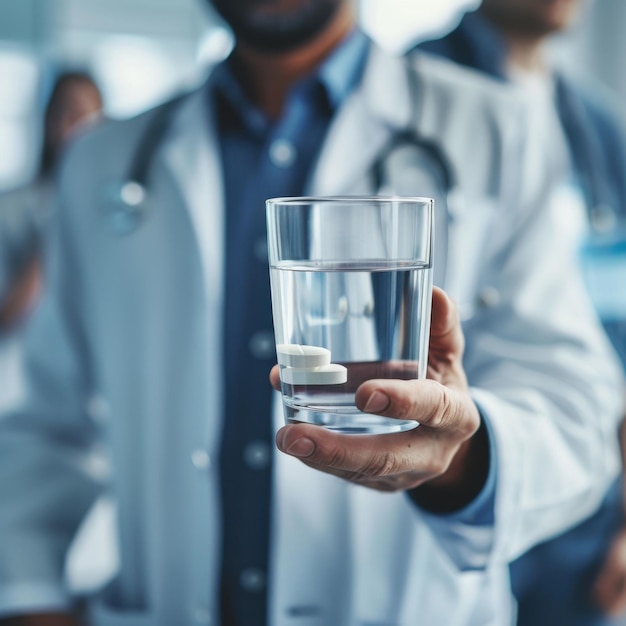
[
  {"x1": 240, "y1": 567, "x2": 266, "y2": 592},
  {"x1": 191, "y1": 450, "x2": 211, "y2": 471},
  {"x1": 249, "y1": 331, "x2": 275, "y2": 360},
  {"x1": 269, "y1": 139, "x2": 296, "y2": 168},
  {"x1": 244, "y1": 441, "x2": 271, "y2": 470}
]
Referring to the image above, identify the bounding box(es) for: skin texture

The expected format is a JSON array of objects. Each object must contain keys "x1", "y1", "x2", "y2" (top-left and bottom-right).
[{"x1": 222, "y1": 0, "x2": 355, "y2": 118}]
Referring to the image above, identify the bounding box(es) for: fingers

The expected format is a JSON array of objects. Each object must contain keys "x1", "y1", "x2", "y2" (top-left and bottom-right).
[
  {"x1": 430, "y1": 287, "x2": 465, "y2": 361},
  {"x1": 270, "y1": 365, "x2": 280, "y2": 390},
  {"x1": 275, "y1": 374, "x2": 481, "y2": 494},
  {"x1": 275, "y1": 422, "x2": 434, "y2": 482},
  {"x1": 273, "y1": 362, "x2": 478, "y2": 435}
]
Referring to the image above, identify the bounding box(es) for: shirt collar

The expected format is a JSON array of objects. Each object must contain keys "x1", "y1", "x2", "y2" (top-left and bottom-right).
[
  {"x1": 209, "y1": 28, "x2": 369, "y2": 130},
  {"x1": 316, "y1": 28, "x2": 369, "y2": 110}
]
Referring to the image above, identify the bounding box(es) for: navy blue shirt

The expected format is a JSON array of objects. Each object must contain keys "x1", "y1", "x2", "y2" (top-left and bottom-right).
[{"x1": 210, "y1": 32, "x2": 369, "y2": 626}]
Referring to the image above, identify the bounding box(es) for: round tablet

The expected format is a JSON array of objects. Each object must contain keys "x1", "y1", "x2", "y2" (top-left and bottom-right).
[
  {"x1": 280, "y1": 363, "x2": 348, "y2": 385},
  {"x1": 276, "y1": 344, "x2": 332, "y2": 368}
]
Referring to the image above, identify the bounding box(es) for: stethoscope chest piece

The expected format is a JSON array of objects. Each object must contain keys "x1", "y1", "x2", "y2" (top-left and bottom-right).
[{"x1": 101, "y1": 181, "x2": 147, "y2": 236}]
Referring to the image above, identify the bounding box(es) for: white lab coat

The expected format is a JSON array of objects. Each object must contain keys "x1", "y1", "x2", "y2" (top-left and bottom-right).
[{"x1": 0, "y1": 43, "x2": 623, "y2": 626}]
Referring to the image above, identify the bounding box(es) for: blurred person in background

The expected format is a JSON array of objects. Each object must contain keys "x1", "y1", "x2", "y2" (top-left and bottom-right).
[
  {"x1": 419, "y1": 0, "x2": 626, "y2": 624},
  {"x1": 0, "y1": 71, "x2": 103, "y2": 332},
  {"x1": 0, "y1": 1, "x2": 623, "y2": 625}
]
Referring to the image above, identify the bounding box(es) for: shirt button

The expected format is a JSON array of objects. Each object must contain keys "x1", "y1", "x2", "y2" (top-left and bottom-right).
[
  {"x1": 249, "y1": 331, "x2": 275, "y2": 360},
  {"x1": 240, "y1": 567, "x2": 266, "y2": 592},
  {"x1": 191, "y1": 449, "x2": 211, "y2": 471},
  {"x1": 269, "y1": 139, "x2": 296, "y2": 168},
  {"x1": 244, "y1": 440, "x2": 271, "y2": 470}
]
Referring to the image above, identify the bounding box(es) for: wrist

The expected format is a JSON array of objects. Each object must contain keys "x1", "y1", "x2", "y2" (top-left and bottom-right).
[{"x1": 409, "y1": 418, "x2": 490, "y2": 514}]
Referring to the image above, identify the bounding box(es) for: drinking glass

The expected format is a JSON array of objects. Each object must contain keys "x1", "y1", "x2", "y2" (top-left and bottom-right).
[{"x1": 266, "y1": 196, "x2": 434, "y2": 435}]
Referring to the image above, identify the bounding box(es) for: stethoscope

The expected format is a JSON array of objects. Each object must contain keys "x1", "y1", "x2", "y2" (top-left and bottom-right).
[
  {"x1": 103, "y1": 59, "x2": 458, "y2": 286},
  {"x1": 101, "y1": 94, "x2": 187, "y2": 237}
]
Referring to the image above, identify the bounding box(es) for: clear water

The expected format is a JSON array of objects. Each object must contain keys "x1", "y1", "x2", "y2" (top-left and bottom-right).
[{"x1": 270, "y1": 261, "x2": 433, "y2": 433}]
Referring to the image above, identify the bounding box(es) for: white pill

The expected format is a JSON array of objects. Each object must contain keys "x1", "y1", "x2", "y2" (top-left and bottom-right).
[
  {"x1": 280, "y1": 363, "x2": 348, "y2": 386},
  {"x1": 276, "y1": 344, "x2": 331, "y2": 368}
]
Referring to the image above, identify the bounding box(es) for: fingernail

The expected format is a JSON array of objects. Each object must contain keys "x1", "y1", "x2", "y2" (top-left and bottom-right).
[
  {"x1": 364, "y1": 390, "x2": 390, "y2": 413},
  {"x1": 286, "y1": 437, "x2": 316, "y2": 457}
]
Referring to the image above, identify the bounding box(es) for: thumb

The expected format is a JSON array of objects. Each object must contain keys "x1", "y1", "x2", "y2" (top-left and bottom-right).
[{"x1": 429, "y1": 287, "x2": 465, "y2": 365}]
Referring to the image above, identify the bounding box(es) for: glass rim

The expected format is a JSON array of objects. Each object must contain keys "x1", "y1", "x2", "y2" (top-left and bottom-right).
[{"x1": 266, "y1": 195, "x2": 434, "y2": 206}]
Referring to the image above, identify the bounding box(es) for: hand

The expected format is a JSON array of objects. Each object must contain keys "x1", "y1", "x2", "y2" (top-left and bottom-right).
[
  {"x1": 272, "y1": 287, "x2": 487, "y2": 510},
  {"x1": 0, "y1": 614, "x2": 81, "y2": 626},
  {"x1": 592, "y1": 527, "x2": 626, "y2": 616}
]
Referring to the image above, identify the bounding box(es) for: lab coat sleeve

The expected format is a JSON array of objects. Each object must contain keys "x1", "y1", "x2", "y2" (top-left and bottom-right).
[
  {"x1": 0, "y1": 193, "x2": 104, "y2": 616},
  {"x1": 415, "y1": 416, "x2": 498, "y2": 571},
  {"x1": 421, "y1": 99, "x2": 625, "y2": 571}
]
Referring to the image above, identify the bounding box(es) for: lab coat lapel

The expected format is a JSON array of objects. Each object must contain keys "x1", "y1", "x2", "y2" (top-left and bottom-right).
[
  {"x1": 308, "y1": 43, "x2": 449, "y2": 289},
  {"x1": 156, "y1": 87, "x2": 226, "y2": 616},
  {"x1": 308, "y1": 43, "x2": 413, "y2": 196},
  {"x1": 160, "y1": 87, "x2": 226, "y2": 337}
]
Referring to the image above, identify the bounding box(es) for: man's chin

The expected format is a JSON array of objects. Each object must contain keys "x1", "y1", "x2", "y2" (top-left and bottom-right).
[{"x1": 213, "y1": 0, "x2": 342, "y2": 54}]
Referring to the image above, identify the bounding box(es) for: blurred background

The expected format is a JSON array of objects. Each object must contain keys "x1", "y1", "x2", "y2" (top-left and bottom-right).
[{"x1": 1, "y1": 0, "x2": 625, "y2": 191}]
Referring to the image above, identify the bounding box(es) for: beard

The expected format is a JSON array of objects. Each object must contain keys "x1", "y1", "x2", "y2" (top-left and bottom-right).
[{"x1": 211, "y1": 0, "x2": 344, "y2": 53}]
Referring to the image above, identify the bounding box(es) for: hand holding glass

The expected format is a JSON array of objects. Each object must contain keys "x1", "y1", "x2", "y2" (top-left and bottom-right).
[{"x1": 266, "y1": 196, "x2": 434, "y2": 435}]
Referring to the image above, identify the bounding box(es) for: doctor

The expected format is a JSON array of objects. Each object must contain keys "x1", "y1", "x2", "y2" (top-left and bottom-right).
[
  {"x1": 418, "y1": 1, "x2": 626, "y2": 622},
  {"x1": 0, "y1": 1, "x2": 623, "y2": 625}
]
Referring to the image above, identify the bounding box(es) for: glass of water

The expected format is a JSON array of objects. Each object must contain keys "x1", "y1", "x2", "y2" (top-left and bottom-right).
[{"x1": 266, "y1": 196, "x2": 434, "y2": 435}]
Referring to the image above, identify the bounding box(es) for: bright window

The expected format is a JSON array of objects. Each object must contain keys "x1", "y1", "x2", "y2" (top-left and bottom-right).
[{"x1": 360, "y1": 0, "x2": 480, "y2": 53}]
